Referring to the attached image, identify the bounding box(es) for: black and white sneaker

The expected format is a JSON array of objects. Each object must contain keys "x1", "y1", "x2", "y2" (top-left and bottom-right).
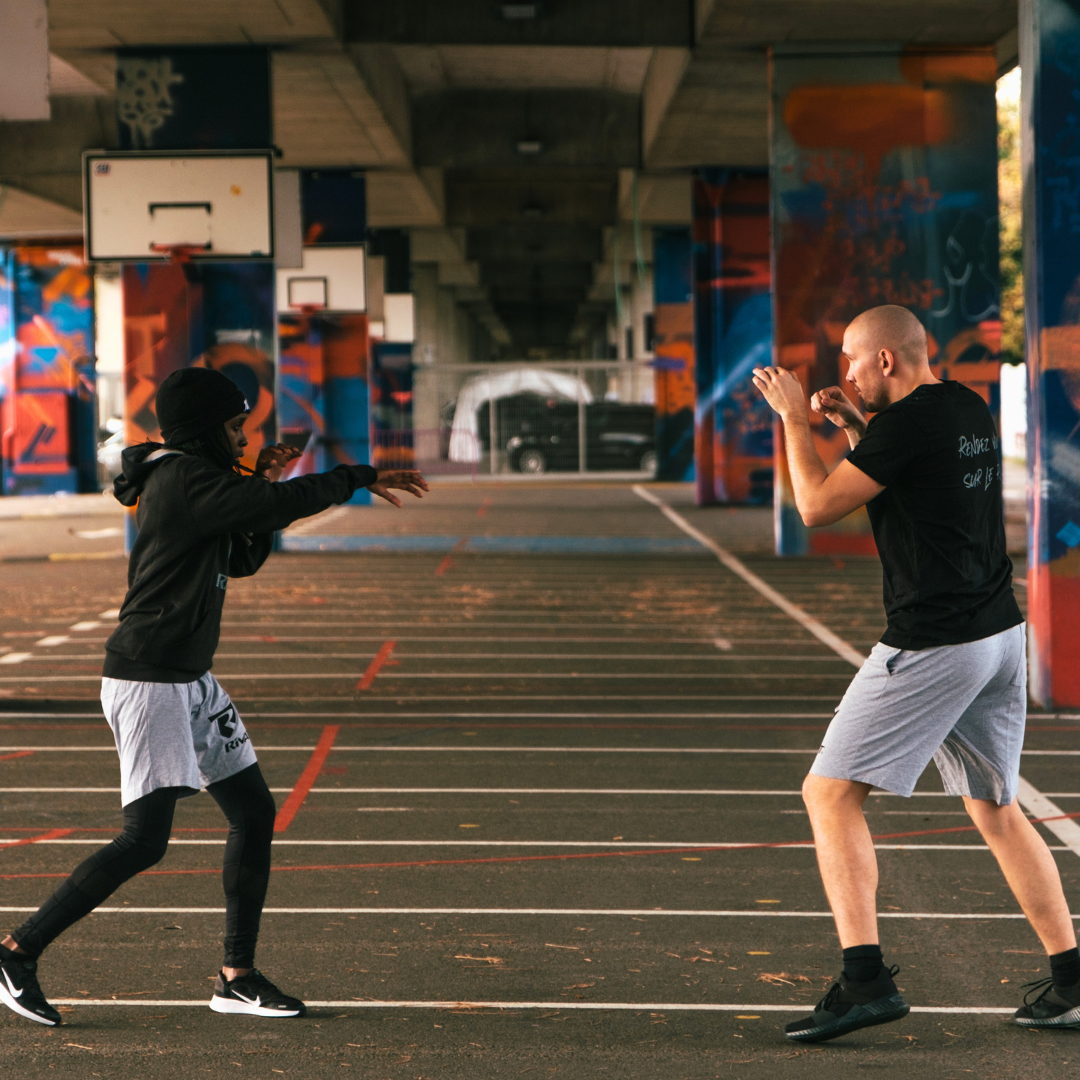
[
  {"x1": 784, "y1": 965, "x2": 909, "y2": 1042},
  {"x1": 1014, "y1": 977, "x2": 1080, "y2": 1028},
  {"x1": 0, "y1": 951, "x2": 61, "y2": 1026},
  {"x1": 209, "y1": 969, "x2": 306, "y2": 1017}
]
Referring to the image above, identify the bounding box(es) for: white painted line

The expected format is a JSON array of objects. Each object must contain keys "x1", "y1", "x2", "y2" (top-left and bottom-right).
[
  {"x1": 0, "y1": 673, "x2": 853, "y2": 681},
  {"x1": 69, "y1": 621, "x2": 102, "y2": 631},
  {"x1": 98, "y1": 609, "x2": 120, "y2": 619},
  {"x1": 0, "y1": 653, "x2": 32, "y2": 665},
  {"x1": 0, "y1": 906, "x2": 1043, "y2": 917},
  {"x1": 289, "y1": 505, "x2": 351, "y2": 536},
  {"x1": 633, "y1": 486, "x2": 867, "y2": 669},
  {"x1": 5, "y1": 746, "x2": 1080, "y2": 756},
  {"x1": 34, "y1": 636, "x2": 69, "y2": 647},
  {"x1": 713, "y1": 637, "x2": 733, "y2": 651},
  {"x1": 40, "y1": 998, "x2": 1017, "y2": 1015},
  {"x1": 209, "y1": 653, "x2": 850, "y2": 662},
  {"x1": 0, "y1": 787, "x2": 982, "y2": 796},
  {"x1": 1017, "y1": 777, "x2": 1080, "y2": 856}
]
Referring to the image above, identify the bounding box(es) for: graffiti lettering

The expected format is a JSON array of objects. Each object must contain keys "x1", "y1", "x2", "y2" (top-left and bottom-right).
[{"x1": 958, "y1": 434, "x2": 992, "y2": 458}]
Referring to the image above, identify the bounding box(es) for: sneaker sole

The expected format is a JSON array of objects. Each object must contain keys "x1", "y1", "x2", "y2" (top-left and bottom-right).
[
  {"x1": 1014, "y1": 1004, "x2": 1080, "y2": 1029},
  {"x1": 209, "y1": 995, "x2": 304, "y2": 1018},
  {"x1": 784, "y1": 995, "x2": 910, "y2": 1043},
  {"x1": 0, "y1": 978, "x2": 61, "y2": 1026}
]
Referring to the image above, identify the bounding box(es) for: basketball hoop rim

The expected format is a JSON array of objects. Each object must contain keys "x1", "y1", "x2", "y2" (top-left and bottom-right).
[{"x1": 149, "y1": 243, "x2": 212, "y2": 263}]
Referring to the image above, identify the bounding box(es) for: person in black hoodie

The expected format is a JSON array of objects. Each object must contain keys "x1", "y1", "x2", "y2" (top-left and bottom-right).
[{"x1": 0, "y1": 367, "x2": 427, "y2": 1026}]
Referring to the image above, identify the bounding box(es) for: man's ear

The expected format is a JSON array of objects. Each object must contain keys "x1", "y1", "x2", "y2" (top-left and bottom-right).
[{"x1": 878, "y1": 348, "x2": 896, "y2": 376}]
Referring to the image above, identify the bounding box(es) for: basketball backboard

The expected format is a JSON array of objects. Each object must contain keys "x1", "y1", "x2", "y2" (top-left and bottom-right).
[
  {"x1": 276, "y1": 246, "x2": 366, "y2": 313},
  {"x1": 83, "y1": 150, "x2": 274, "y2": 262}
]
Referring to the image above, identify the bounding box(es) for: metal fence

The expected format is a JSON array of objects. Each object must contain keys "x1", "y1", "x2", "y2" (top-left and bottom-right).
[{"x1": 405, "y1": 360, "x2": 657, "y2": 477}]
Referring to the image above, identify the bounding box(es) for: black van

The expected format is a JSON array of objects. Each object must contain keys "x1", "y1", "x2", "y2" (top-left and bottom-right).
[{"x1": 476, "y1": 393, "x2": 657, "y2": 474}]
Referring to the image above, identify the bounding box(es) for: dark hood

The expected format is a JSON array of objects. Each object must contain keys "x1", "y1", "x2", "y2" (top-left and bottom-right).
[{"x1": 112, "y1": 443, "x2": 182, "y2": 507}]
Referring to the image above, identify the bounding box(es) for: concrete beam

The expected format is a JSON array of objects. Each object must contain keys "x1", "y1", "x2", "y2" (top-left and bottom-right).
[
  {"x1": 446, "y1": 168, "x2": 617, "y2": 227},
  {"x1": 366, "y1": 169, "x2": 444, "y2": 227},
  {"x1": 275, "y1": 49, "x2": 411, "y2": 167},
  {"x1": 410, "y1": 226, "x2": 467, "y2": 262},
  {"x1": 342, "y1": 0, "x2": 693, "y2": 48},
  {"x1": 0, "y1": 183, "x2": 83, "y2": 239},
  {"x1": 413, "y1": 89, "x2": 639, "y2": 169},
  {"x1": 0, "y1": 96, "x2": 115, "y2": 211},
  {"x1": 618, "y1": 169, "x2": 691, "y2": 224},
  {"x1": 467, "y1": 223, "x2": 601, "y2": 263}
]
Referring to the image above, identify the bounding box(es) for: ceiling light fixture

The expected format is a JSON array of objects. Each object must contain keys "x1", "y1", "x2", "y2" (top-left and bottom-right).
[
  {"x1": 516, "y1": 139, "x2": 544, "y2": 155},
  {"x1": 498, "y1": 3, "x2": 544, "y2": 19}
]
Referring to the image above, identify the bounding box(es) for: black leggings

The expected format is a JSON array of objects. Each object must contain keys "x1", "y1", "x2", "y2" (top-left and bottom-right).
[{"x1": 12, "y1": 763, "x2": 276, "y2": 969}]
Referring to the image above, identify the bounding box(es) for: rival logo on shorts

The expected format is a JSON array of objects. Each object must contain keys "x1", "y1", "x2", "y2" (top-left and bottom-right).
[
  {"x1": 211, "y1": 705, "x2": 238, "y2": 738},
  {"x1": 216, "y1": 574, "x2": 228, "y2": 590},
  {"x1": 224, "y1": 733, "x2": 250, "y2": 754}
]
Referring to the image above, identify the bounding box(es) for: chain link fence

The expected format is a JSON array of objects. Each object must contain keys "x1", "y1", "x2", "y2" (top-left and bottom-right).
[{"x1": 408, "y1": 360, "x2": 657, "y2": 477}]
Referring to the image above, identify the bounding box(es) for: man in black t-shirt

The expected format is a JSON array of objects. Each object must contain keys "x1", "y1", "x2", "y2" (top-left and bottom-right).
[{"x1": 752, "y1": 305, "x2": 1079, "y2": 1042}]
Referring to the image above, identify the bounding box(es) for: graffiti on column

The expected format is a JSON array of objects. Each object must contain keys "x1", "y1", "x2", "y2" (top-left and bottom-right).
[
  {"x1": 1025, "y1": 0, "x2": 1080, "y2": 705},
  {"x1": 770, "y1": 47, "x2": 1001, "y2": 554},
  {"x1": 371, "y1": 342, "x2": 413, "y2": 470},
  {"x1": 122, "y1": 262, "x2": 276, "y2": 474},
  {"x1": 278, "y1": 313, "x2": 372, "y2": 502},
  {"x1": 693, "y1": 170, "x2": 773, "y2": 505},
  {"x1": 652, "y1": 227, "x2": 695, "y2": 482},
  {"x1": 0, "y1": 246, "x2": 96, "y2": 494}
]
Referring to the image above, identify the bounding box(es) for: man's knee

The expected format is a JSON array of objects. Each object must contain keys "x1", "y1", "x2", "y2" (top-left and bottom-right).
[
  {"x1": 802, "y1": 773, "x2": 871, "y2": 813},
  {"x1": 121, "y1": 828, "x2": 170, "y2": 870}
]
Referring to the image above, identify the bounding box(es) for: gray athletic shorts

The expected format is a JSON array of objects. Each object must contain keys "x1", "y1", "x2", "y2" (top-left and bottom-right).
[
  {"x1": 810, "y1": 623, "x2": 1026, "y2": 804},
  {"x1": 100, "y1": 673, "x2": 257, "y2": 806}
]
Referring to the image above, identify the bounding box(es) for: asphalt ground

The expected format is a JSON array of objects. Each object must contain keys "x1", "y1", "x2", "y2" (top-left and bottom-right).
[{"x1": 0, "y1": 481, "x2": 1074, "y2": 1080}]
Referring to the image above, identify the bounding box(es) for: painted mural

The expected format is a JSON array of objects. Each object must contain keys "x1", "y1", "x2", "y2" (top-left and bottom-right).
[
  {"x1": 370, "y1": 342, "x2": 414, "y2": 470},
  {"x1": 693, "y1": 170, "x2": 773, "y2": 505},
  {"x1": 0, "y1": 245, "x2": 96, "y2": 495},
  {"x1": 278, "y1": 313, "x2": 372, "y2": 503},
  {"x1": 652, "y1": 227, "x2": 695, "y2": 482},
  {"x1": 770, "y1": 46, "x2": 1001, "y2": 554},
  {"x1": 122, "y1": 261, "x2": 276, "y2": 475},
  {"x1": 1024, "y1": 0, "x2": 1080, "y2": 705}
]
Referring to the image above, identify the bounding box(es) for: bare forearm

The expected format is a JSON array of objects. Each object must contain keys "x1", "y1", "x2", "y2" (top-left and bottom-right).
[{"x1": 782, "y1": 415, "x2": 829, "y2": 515}]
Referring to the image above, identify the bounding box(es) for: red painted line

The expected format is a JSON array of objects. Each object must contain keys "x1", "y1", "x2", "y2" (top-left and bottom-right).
[
  {"x1": 0, "y1": 828, "x2": 73, "y2": 851},
  {"x1": 435, "y1": 537, "x2": 470, "y2": 576},
  {"x1": 9, "y1": 812, "x2": 1080, "y2": 881},
  {"x1": 0, "y1": 751, "x2": 33, "y2": 762},
  {"x1": 355, "y1": 642, "x2": 397, "y2": 690},
  {"x1": 273, "y1": 725, "x2": 340, "y2": 834}
]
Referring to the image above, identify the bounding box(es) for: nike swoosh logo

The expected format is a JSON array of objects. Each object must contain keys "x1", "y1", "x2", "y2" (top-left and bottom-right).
[
  {"x1": 232, "y1": 991, "x2": 261, "y2": 1006},
  {"x1": 2, "y1": 969, "x2": 23, "y2": 999}
]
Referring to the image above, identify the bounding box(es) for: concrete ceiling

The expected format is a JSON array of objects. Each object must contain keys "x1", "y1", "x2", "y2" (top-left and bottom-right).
[{"x1": 0, "y1": 0, "x2": 1022, "y2": 354}]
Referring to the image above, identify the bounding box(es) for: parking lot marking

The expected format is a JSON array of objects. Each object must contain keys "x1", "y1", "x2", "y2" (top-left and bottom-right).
[
  {"x1": 42, "y1": 999, "x2": 1017, "y2": 1014},
  {"x1": 355, "y1": 640, "x2": 398, "y2": 690},
  {"x1": 633, "y1": 486, "x2": 867, "y2": 669},
  {"x1": 273, "y1": 725, "x2": 340, "y2": 833}
]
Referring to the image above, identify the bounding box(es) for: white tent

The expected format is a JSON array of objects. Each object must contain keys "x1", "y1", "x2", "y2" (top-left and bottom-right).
[{"x1": 448, "y1": 369, "x2": 592, "y2": 463}]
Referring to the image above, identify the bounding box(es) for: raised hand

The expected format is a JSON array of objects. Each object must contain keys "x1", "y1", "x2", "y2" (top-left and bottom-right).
[
  {"x1": 751, "y1": 365, "x2": 808, "y2": 421},
  {"x1": 367, "y1": 469, "x2": 430, "y2": 508},
  {"x1": 255, "y1": 443, "x2": 303, "y2": 481},
  {"x1": 811, "y1": 386, "x2": 866, "y2": 434}
]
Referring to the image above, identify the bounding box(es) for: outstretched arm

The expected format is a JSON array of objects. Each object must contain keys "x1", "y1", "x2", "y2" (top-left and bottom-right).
[{"x1": 752, "y1": 366, "x2": 883, "y2": 527}]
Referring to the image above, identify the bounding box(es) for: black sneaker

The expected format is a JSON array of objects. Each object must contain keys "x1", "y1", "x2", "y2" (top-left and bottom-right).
[
  {"x1": 0, "y1": 951, "x2": 61, "y2": 1026},
  {"x1": 784, "y1": 964, "x2": 909, "y2": 1042},
  {"x1": 209, "y1": 969, "x2": 306, "y2": 1018},
  {"x1": 1014, "y1": 977, "x2": 1080, "y2": 1028}
]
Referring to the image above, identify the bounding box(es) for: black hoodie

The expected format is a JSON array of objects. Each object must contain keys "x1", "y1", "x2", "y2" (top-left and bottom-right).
[{"x1": 103, "y1": 444, "x2": 377, "y2": 683}]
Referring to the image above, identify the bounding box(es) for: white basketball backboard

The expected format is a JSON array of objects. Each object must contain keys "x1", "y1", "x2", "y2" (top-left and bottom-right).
[
  {"x1": 83, "y1": 150, "x2": 274, "y2": 262},
  {"x1": 276, "y1": 246, "x2": 366, "y2": 313}
]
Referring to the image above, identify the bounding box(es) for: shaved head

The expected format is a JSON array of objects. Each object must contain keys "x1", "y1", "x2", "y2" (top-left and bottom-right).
[
  {"x1": 846, "y1": 305, "x2": 928, "y2": 367},
  {"x1": 841, "y1": 305, "x2": 936, "y2": 412}
]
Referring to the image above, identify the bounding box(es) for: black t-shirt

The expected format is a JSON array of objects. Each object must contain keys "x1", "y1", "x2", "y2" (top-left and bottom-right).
[{"x1": 845, "y1": 380, "x2": 1022, "y2": 649}]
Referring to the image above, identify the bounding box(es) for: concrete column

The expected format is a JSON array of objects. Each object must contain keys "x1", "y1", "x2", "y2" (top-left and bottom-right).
[
  {"x1": 770, "y1": 45, "x2": 1001, "y2": 555},
  {"x1": 692, "y1": 169, "x2": 773, "y2": 506},
  {"x1": 410, "y1": 263, "x2": 440, "y2": 462},
  {"x1": 652, "y1": 227, "x2": 695, "y2": 481},
  {"x1": 1022, "y1": 0, "x2": 1080, "y2": 705}
]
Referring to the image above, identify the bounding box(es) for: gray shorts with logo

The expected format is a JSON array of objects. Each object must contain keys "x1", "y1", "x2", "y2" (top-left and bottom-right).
[
  {"x1": 101, "y1": 673, "x2": 257, "y2": 806},
  {"x1": 810, "y1": 624, "x2": 1026, "y2": 804}
]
